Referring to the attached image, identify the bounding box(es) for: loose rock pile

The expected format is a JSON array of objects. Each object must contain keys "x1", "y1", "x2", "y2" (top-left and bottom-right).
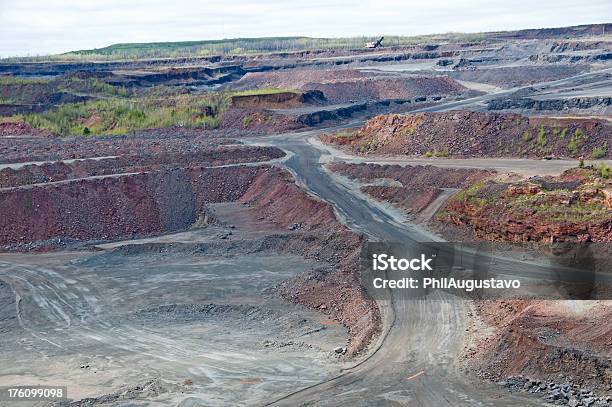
[{"x1": 502, "y1": 376, "x2": 612, "y2": 407}]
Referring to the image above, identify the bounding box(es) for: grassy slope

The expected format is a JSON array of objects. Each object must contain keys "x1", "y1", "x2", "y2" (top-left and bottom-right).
[
  {"x1": 4, "y1": 86, "x2": 300, "y2": 136},
  {"x1": 14, "y1": 93, "x2": 228, "y2": 136}
]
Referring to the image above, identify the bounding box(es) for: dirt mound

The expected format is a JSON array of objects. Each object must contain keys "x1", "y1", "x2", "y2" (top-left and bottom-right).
[
  {"x1": 0, "y1": 120, "x2": 51, "y2": 138},
  {"x1": 240, "y1": 168, "x2": 339, "y2": 232},
  {"x1": 323, "y1": 111, "x2": 612, "y2": 159},
  {"x1": 234, "y1": 69, "x2": 465, "y2": 103},
  {"x1": 467, "y1": 300, "x2": 612, "y2": 393}
]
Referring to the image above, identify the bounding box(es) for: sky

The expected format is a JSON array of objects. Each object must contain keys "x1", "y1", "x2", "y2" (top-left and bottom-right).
[{"x1": 0, "y1": 0, "x2": 610, "y2": 57}]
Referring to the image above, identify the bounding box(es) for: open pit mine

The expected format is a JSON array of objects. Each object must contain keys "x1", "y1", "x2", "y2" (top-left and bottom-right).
[{"x1": 0, "y1": 21, "x2": 611, "y2": 407}]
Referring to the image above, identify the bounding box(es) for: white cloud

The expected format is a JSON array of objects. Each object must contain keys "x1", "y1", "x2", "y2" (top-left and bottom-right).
[{"x1": 0, "y1": 0, "x2": 609, "y2": 57}]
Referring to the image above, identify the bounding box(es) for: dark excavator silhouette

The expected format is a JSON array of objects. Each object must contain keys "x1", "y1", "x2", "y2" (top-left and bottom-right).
[{"x1": 366, "y1": 36, "x2": 384, "y2": 49}]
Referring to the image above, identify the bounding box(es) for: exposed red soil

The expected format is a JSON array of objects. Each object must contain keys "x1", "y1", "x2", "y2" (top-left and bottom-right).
[
  {"x1": 361, "y1": 185, "x2": 441, "y2": 214},
  {"x1": 329, "y1": 162, "x2": 493, "y2": 216},
  {"x1": 220, "y1": 108, "x2": 302, "y2": 133},
  {"x1": 239, "y1": 168, "x2": 379, "y2": 354},
  {"x1": 0, "y1": 128, "x2": 245, "y2": 164},
  {"x1": 0, "y1": 166, "x2": 271, "y2": 246},
  {"x1": 230, "y1": 92, "x2": 304, "y2": 109},
  {"x1": 322, "y1": 111, "x2": 612, "y2": 159},
  {"x1": 0, "y1": 114, "x2": 301, "y2": 163},
  {"x1": 0, "y1": 121, "x2": 52, "y2": 138},
  {"x1": 240, "y1": 168, "x2": 339, "y2": 232},
  {"x1": 0, "y1": 146, "x2": 284, "y2": 188},
  {"x1": 439, "y1": 168, "x2": 612, "y2": 243},
  {"x1": 466, "y1": 300, "x2": 612, "y2": 391},
  {"x1": 328, "y1": 162, "x2": 493, "y2": 188},
  {"x1": 234, "y1": 69, "x2": 466, "y2": 103}
]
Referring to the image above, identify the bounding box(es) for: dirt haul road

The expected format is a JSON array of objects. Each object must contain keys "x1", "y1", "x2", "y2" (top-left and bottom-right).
[
  {"x1": 246, "y1": 68, "x2": 612, "y2": 406},
  {"x1": 251, "y1": 131, "x2": 551, "y2": 407}
]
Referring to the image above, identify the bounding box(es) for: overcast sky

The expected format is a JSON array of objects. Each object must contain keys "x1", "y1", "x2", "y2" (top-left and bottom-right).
[{"x1": 0, "y1": 0, "x2": 609, "y2": 57}]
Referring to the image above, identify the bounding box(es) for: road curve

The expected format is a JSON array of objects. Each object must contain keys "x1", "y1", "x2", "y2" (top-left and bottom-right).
[
  {"x1": 246, "y1": 68, "x2": 612, "y2": 406},
  {"x1": 254, "y1": 133, "x2": 544, "y2": 406}
]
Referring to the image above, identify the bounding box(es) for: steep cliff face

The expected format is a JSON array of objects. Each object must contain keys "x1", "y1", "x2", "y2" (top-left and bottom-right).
[
  {"x1": 0, "y1": 166, "x2": 273, "y2": 245},
  {"x1": 230, "y1": 90, "x2": 325, "y2": 109}
]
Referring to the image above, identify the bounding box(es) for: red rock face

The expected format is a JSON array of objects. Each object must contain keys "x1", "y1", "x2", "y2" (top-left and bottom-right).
[
  {"x1": 440, "y1": 171, "x2": 612, "y2": 243},
  {"x1": 324, "y1": 111, "x2": 612, "y2": 159},
  {"x1": 0, "y1": 166, "x2": 274, "y2": 246},
  {"x1": 0, "y1": 147, "x2": 284, "y2": 188},
  {"x1": 0, "y1": 121, "x2": 51, "y2": 138},
  {"x1": 0, "y1": 173, "x2": 167, "y2": 244},
  {"x1": 468, "y1": 300, "x2": 612, "y2": 391}
]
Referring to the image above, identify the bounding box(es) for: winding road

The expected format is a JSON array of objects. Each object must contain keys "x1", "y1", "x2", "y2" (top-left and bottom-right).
[
  {"x1": 248, "y1": 68, "x2": 612, "y2": 406},
  {"x1": 252, "y1": 130, "x2": 544, "y2": 407}
]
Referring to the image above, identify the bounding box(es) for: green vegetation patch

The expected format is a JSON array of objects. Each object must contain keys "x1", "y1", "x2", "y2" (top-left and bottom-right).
[
  {"x1": 0, "y1": 76, "x2": 52, "y2": 85},
  {"x1": 57, "y1": 77, "x2": 130, "y2": 98},
  {"x1": 229, "y1": 88, "x2": 299, "y2": 97},
  {"x1": 591, "y1": 142, "x2": 608, "y2": 159},
  {"x1": 535, "y1": 125, "x2": 547, "y2": 148},
  {"x1": 18, "y1": 93, "x2": 229, "y2": 136},
  {"x1": 567, "y1": 128, "x2": 586, "y2": 154},
  {"x1": 450, "y1": 180, "x2": 488, "y2": 207},
  {"x1": 508, "y1": 192, "x2": 610, "y2": 223}
]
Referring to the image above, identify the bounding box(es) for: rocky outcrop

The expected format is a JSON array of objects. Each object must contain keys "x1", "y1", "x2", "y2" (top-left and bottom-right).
[
  {"x1": 329, "y1": 162, "x2": 493, "y2": 218},
  {"x1": 230, "y1": 90, "x2": 325, "y2": 109},
  {"x1": 488, "y1": 97, "x2": 612, "y2": 111},
  {"x1": 439, "y1": 169, "x2": 612, "y2": 243},
  {"x1": 469, "y1": 300, "x2": 612, "y2": 397},
  {"x1": 323, "y1": 111, "x2": 612, "y2": 159}
]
